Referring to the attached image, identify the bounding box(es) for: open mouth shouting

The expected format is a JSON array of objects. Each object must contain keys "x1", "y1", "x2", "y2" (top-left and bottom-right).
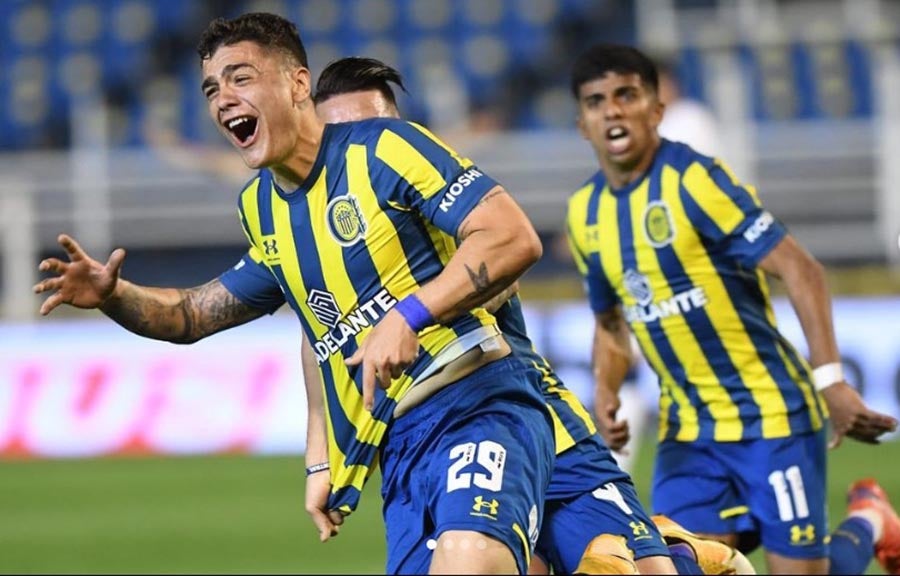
[
  {"x1": 606, "y1": 125, "x2": 631, "y2": 155},
  {"x1": 224, "y1": 115, "x2": 259, "y2": 148}
]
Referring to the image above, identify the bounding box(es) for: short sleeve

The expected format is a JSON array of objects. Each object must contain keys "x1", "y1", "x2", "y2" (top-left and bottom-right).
[
  {"x1": 372, "y1": 121, "x2": 500, "y2": 236},
  {"x1": 219, "y1": 248, "x2": 286, "y2": 314},
  {"x1": 566, "y1": 193, "x2": 618, "y2": 314},
  {"x1": 681, "y1": 159, "x2": 787, "y2": 267}
]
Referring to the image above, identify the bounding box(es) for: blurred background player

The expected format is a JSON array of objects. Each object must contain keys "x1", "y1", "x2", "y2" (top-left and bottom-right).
[
  {"x1": 654, "y1": 56, "x2": 722, "y2": 158},
  {"x1": 564, "y1": 43, "x2": 899, "y2": 575},
  {"x1": 314, "y1": 55, "x2": 763, "y2": 576}
]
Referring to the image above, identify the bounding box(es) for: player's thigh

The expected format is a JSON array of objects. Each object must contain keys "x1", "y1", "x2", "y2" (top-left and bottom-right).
[
  {"x1": 538, "y1": 479, "x2": 670, "y2": 574},
  {"x1": 429, "y1": 407, "x2": 555, "y2": 574},
  {"x1": 652, "y1": 440, "x2": 744, "y2": 538},
  {"x1": 741, "y1": 430, "x2": 828, "y2": 562}
]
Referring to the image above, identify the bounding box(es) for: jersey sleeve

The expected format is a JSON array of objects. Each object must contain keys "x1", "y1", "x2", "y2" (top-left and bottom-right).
[
  {"x1": 565, "y1": 192, "x2": 619, "y2": 314},
  {"x1": 371, "y1": 121, "x2": 500, "y2": 236},
  {"x1": 680, "y1": 158, "x2": 787, "y2": 267},
  {"x1": 218, "y1": 248, "x2": 286, "y2": 314}
]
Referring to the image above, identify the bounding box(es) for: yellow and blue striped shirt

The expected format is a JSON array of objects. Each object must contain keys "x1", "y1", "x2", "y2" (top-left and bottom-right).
[
  {"x1": 566, "y1": 139, "x2": 826, "y2": 443},
  {"x1": 225, "y1": 119, "x2": 500, "y2": 514}
]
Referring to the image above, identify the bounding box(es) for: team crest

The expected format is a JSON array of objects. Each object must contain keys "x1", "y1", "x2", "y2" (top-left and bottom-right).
[
  {"x1": 643, "y1": 201, "x2": 675, "y2": 248},
  {"x1": 326, "y1": 194, "x2": 367, "y2": 246},
  {"x1": 623, "y1": 268, "x2": 653, "y2": 307}
]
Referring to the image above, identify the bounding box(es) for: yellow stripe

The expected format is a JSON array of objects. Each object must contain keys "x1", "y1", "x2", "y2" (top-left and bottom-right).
[
  {"x1": 719, "y1": 505, "x2": 749, "y2": 519},
  {"x1": 544, "y1": 403, "x2": 575, "y2": 454},
  {"x1": 432, "y1": 229, "x2": 458, "y2": 266},
  {"x1": 240, "y1": 179, "x2": 262, "y2": 243},
  {"x1": 512, "y1": 522, "x2": 531, "y2": 568},
  {"x1": 716, "y1": 160, "x2": 762, "y2": 207},
  {"x1": 565, "y1": 182, "x2": 597, "y2": 276},
  {"x1": 663, "y1": 165, "x2": 790, "y2": 439},
  {"x1": 407, "y1": 122, "x2": 473, "y2": 169},
  {"x1": 376, "y1": 130, "x2": 446, "y2": 200},
  {"x1": 247, "y1": 245, "x2": 264, "y2": 264},
  {"x1": 683, "y1": 162, "x2": 746, "y2": 235}
]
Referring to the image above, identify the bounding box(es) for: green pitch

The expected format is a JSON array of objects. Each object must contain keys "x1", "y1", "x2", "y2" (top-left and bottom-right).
[{"x1": 1, "y1": 438, "x2": 897, "y2": 574}]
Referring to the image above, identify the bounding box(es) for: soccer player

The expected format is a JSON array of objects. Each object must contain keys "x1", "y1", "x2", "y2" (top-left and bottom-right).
[
  {"x1": 564, "y1": 43, "x2": 900, "y2": 575},
  {"x1": 34, "y1": 12, "x2": 557, "y2": 575},
  {"x1": 313, "y1": 56, "x2": 759, "y2": 576}
]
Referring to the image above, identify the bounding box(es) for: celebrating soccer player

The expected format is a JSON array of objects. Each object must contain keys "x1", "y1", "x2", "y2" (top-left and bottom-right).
[
  {"x1": 34, "y1": 12, "x2": 556, "y2": 575},
  {"x1": 564, "y1": 43, "x2": 900, "y2": 575}
]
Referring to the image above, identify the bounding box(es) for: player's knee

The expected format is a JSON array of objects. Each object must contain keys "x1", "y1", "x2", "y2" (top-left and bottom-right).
[
  {"x1": 574, "y1": 534, "x2": 639, "y2": 575},
  {"x1": 428, "y1": 530, "x2": 518, "y2": 574}
]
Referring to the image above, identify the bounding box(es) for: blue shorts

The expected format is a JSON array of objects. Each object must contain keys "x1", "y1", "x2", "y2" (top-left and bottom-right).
[
  {"x1": 536, "y1": 435, "x2": 670, "y2": 573},
  {"x1": 380, "y1": 357, "x2": 555, "y2": 575},
  {"x1": 652, "y1": 429, "x2": 828, "y2": 559}
]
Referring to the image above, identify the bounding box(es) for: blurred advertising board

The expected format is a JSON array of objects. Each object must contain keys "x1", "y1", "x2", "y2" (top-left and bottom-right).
[{"x1": 1, "y1": 297, "x2": 898, "y2": 459}]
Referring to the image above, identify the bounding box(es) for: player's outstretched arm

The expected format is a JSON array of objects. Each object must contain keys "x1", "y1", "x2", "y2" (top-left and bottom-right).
[
  {"x1": 593, "y1": 306, "x2": 633, "y2": 452},
  {"x1": 302, "y1": 337, "x2": 343, "y2": 542},
  {"x1": 759, "y1": 235, "x2": 897, "y2": 447},
  {"x1": 34, "y1": 234, "x2": 266, "y2": 344}
]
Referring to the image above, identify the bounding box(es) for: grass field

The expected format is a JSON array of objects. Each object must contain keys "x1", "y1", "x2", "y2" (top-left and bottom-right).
[{"x1": 1, "y1": 437, "x2": 898, "y2": 574}]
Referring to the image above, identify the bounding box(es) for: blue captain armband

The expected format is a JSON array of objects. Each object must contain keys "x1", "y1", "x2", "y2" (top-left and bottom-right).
[{"x1": 395, "y1": 294, "x2": 435, "y2": 333}]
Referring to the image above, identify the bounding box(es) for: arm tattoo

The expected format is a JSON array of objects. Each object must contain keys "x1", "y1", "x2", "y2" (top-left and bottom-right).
[
  {"x1": 464, "y1": 262, "x2": 491, "y2": 295},
  {"x1": 103, "y1": 279, "x2": 265, "y2": 344},
  {"x1": 183, "y1": 280, "x2": 265, "y2": 341}
]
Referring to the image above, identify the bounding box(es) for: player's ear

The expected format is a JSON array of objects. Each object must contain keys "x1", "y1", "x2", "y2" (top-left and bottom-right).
[
  {"x1": 650, "y1": 92, "x2": 665, "y2": 128},
  {"x1": 290, "y1": 65, "x2": 312, "y2": 106}
]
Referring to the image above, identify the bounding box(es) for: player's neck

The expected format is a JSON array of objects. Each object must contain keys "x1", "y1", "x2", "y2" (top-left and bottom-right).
[
  {"x1": 601, "y1": 138, "x2": 661, "y2": 190},
  {"x1": 270, "y1": 114, "x2": 326, "y2": 192}
]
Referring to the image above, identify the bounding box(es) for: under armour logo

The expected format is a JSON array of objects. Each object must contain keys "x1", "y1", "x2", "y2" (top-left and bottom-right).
[
  {"x1": 263, "y1": 239, "x2": 278, "y2": 256},
  {"x1": 472, "y1": 496, "x2": 499, "y2": 517},
  {"x1": 790, "y1": 523, "x2": 816, "y2": 544},
  {"x1": 629, "y1": 521, "x2": 650, "y2": 538}
]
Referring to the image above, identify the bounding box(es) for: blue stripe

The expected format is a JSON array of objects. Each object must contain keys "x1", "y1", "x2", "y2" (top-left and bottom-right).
[
  {"x1": 586, "y1": 176, "x2": 602, "y2": 227},
  {"x1": 329, "y1": 485, "x2": 362, "y2": 513},
  {"x1": 649, "y1": 174, "x2": 762, "y2": 437},
  {"x1": 387, "y1": 121, "x2": 466, "y2": 173},
  {"x1": 385, "y1": 203, "x2": 445, "y2": 286},
  {"x1": 258, "y1": 170, "x2": 276, "y2": 235}
]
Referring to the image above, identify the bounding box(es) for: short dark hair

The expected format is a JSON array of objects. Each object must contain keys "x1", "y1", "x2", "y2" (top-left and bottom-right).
[
  {"x1": 197, "y1": 12, "x2": 308, "y2": 68},
  {"x1": 570, "y1": 44, "x2": 658, "y2": 98},
  {"x1": 314, "y1": 57, "x2": 406, "y2": 106}
]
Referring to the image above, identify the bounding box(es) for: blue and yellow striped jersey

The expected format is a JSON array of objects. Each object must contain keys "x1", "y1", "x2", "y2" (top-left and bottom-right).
[
  {"x1": 494, "y1": 295, "x2": 598, "y2": 454},
  {"x1": 227, "y1": 118, "x2": 501, "y2": 514},
  {"x1": 566, "y1": 139, "x2": 826, "y2": 443}
]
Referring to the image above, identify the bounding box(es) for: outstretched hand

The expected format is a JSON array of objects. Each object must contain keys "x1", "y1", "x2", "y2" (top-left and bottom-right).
[
  {"x1": 820, "y1": 381, "x2": 898, "y2": 449},
  {"x1": 33, "y1": 234, "x2": 126, "y2": 316}
]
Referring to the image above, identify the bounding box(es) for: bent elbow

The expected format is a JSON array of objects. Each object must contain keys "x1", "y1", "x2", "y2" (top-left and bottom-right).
[{"x1": 516, "y1": 224, "x2": 543, "y2": 268}]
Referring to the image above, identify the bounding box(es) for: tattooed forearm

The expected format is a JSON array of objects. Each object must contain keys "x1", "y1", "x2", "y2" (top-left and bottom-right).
[
  {"x1": 464, "y1": 262, "x2": 491, "y2": 295},
  {"x1": 186, "y1": 280, "x2": 265, "y2": 338},
  {"x1": 101, "y1": 279, "x2": 265, "y2": 344}
]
